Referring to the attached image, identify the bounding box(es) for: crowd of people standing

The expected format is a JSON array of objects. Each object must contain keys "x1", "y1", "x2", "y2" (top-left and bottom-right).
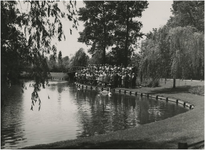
[{"x1": 75, "y1": 64, "x2": 137, "y2": 88}]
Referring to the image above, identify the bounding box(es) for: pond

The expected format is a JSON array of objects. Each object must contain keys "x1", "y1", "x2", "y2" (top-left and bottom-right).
[{"x1": 1, "y1": 81, "x2": 188, "y2": 149}]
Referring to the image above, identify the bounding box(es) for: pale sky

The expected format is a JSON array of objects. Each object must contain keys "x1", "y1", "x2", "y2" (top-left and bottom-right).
[
  {"x1": 57, "y1": 1, "x2": 173, "y2": 57},
  {"x1": 138, "y1": 1, "x2": 173, "y2": 34}
]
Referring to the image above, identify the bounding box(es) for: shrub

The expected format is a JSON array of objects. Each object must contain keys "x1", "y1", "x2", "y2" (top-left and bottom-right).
[
  {"x1": 146, "y1": 79, "x2": 159, "y2": 87},
  {"x1": 188, "y1": 86, "x2": 204, "y2": 96}
]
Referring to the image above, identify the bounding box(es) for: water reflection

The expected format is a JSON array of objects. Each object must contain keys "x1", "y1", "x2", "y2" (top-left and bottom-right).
[
  {"x1": 1, "y1": 81, "x2": 188, "y2": 149},
  {"x1": 1, "y1": 85, "x2": 25, "y2": 148},
  {"x1": 73, "y1": 89, "x2": 187, "y2": 138}
]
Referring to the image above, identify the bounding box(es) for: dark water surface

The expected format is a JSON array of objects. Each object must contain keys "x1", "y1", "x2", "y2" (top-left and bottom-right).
[{"x1": 1, "y1": 81, "x2": 188, "y2": 149}]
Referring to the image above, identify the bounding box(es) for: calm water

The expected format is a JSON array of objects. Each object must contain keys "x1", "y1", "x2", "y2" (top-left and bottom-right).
[{"x1": 1, "y1": 81, "x2": 188, "y2": 149}]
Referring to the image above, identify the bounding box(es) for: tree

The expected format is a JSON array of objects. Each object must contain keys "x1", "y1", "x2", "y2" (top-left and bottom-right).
[
  {"x1": 62, "y1": 56, "x2": 70, "y2": 71},
  {"x1": 88, "y1": 52, "x2": 103, "y2": 65},
  {"x1": 1, "y1": 1, "x2": 77, "y2": 82},
  {"x1": 169, "y1": 26, "x2": 204, "y2": 87},
  {"x1": 144, "y1": 26, "x2": 171, "y2": 82},
  {"x1": 167, "y1": 1, "x2": 204, "y2": 88},
  {"x1": 140, "y1": 31, "x2": 161, "y2": 84},
  {"x1": 112, "y1": 1, "x2": 148, "y2": 67},
  {"x1": 78, "y1": 1, "x2": 148, "y2": 66},
  {"x1": 1, "y1": 1, "x2": 30, "y2": 86},
  {"x1": 1, "y1": 1, "x2": 78, "y2": 110},
  {"x1": 47, "y1": 54, "x2": 57, "y2": 71},
  {"x1": 2, "y1": 1, "x2": 77, "y2": 83},
  {"x1": 58, "y1": 51, "x2": 63, "y2": 71},
  {"x1": 78, "y1": 1, "x2": 115, "y2": 64},
  {"x1": 69, "y1": 48, "x2": 89, "y2": 68},
  {"x1": 140, "y1": 26, "x2": 204, "y2": 88},
  {"x1": 171, "y1": 1, "x2": 204, "y2": 32},
  {"x1": 139, "y1": 1, "x2": 204, "y2": 88}
]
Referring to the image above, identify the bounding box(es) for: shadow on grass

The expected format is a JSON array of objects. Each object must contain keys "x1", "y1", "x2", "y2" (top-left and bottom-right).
[
  {"x1": 24, "y1": 137, "x2": 204, "y2": 149},
  {"x1": 65, "y1": 140, "x2": 168, "y2": 149},
  {"x1": 30, "y1": 140, "x2": 170, "y2": 149}
]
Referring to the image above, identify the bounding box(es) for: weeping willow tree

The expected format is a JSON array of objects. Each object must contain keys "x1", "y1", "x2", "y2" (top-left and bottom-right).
[
  {"x1": 140, "y1": 41, "x2": 158, "y2": 77},
  {"x1": 1, "y1": 1, "x2": 78, "y2": 110},
  {"x1": 139, "y1": 26, "x2": 171, "y2": 87},
  {"x1": 169, "y1": 26, "x2": 204, "y2": 88},
  {"x1": 139, "y1": 34, "x2": 163, "y2": 87},
  {"x1": 140, "y1": 26, "x2": 204, "y2": 88},
  {"x1": 139, "y1": 1, "x2": 204, "y2": 88}
]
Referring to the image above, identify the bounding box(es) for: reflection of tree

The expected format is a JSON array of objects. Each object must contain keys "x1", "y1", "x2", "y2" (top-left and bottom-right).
[
  {"x1": 57, "y1": 84, "x2": 63, "y2": 93},
  {"x1": 1, "y1": 84, "x2": 25, "y2": 149},
  {"x1": 75, "y1": 90, "x2": 96, "y2": 137},
  {"x1": 74, "y1": 89, "x2": 187, "y2": 138},
  {"x1": 137, "y1": 96, "x2": 150, "y2": 124},
  {"x1": 162, "y1": 101, "x2": 187, "y2": 119}
]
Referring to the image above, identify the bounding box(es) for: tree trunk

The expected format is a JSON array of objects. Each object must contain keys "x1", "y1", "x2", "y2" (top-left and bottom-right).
[
  {"x1": 124, "y1": 3, "x2": 129, "y2": 67},
  {"x1": 173, "y1": 78, "x2": 176, "y2": 88},
  {"x1": 140, "y1": 71, "x2": 143, "y2": 84},
  {"x1": 102, "y1": 4, "x2": 106, "y2": 65}
]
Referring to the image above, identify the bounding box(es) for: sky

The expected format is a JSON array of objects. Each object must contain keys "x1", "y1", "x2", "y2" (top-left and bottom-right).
[{"x1": 138, "y1": 1, "x2": 173, "y2": 34}]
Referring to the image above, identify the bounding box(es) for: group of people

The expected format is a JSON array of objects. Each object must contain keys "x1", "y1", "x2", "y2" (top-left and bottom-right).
[{"x1": 75, "y1": 64, "x2": 137, "y2": 88}]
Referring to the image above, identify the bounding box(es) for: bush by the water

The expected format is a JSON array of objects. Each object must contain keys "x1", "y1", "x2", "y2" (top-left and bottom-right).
[{"x1": 142, "y1": 79, "x2": 160, "y2": 87}]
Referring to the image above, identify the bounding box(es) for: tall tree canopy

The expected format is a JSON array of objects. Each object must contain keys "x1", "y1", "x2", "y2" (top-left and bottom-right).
[
  {"x1": 78, "y1": 1, "x2": 148, "y2": 66},
  {"x1": 170, "y1": 1, "x2": 204, "y2": 32},
  {"x1": 78, "y1": 1, "x2": 116, "y2": 64},
  {"x1": 169, "y1": 26, "x2": 204, "y2": 84},
  {"x1": 111, "y1": 1, "x2": 148, "y2": 66}
]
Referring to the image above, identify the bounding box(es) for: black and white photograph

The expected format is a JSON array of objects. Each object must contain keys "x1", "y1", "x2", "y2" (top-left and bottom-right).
[{"x1": 1, "y1": 0, "x2": 204, "y2": 149}]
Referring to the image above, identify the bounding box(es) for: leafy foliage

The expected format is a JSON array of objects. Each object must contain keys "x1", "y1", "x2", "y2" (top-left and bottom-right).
[
  {"x1": 1, "y1": 1, "x2": 30, "y2": 85},
  {"x1": 78, "y1": 1, "x2": 148, "y2": 66},
  {"x1": 139, "y1": 26, "x2": 171, "y2": 85},
  {"x1": 171, "y1": 1, "x2": 204, "y2": 32},
  {"x1": 47, "y1": 52, "x2": 70, "y2": 72},
  {"x1": 1, "y1": 1, "x2": 78, "y2": 110},
  {"x1": 139, "y1": 1, "x2": 204, "y2": 88},
  {"x1": 78, "y1": 1, "x2": 117, "y2": 64},
  {"x1": 111, "y1": 1, "x2": 148, "y2": 66},
  {"x1": 69, "y1": 48, "x2": 89, "y2": 68},
  {"x1": 169, "y1": 26, "x2": 204, "y2": 80}
]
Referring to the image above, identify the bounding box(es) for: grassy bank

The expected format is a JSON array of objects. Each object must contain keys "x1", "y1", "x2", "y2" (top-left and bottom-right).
[{"x1": 23, "y1": 79, "x2": 204, "y2": 149}]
